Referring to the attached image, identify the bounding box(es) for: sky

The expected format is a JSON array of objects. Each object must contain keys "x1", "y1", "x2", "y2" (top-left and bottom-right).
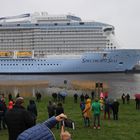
[{"x1": 0, "y1": 0, "x2": 140, "y2": 49}]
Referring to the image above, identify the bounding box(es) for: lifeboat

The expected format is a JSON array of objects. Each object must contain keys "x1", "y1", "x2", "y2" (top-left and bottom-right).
[
  {"x1": 16, "y1": 51, "x2": 32, "y2": 58},
  {"x1": 0, "y1": 51, "x2": 14, "y2": 57}
]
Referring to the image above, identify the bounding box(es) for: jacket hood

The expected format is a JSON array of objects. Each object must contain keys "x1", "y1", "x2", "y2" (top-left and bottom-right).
[{"x1": 86, "y1": 99, "x2": 91, "y2": 104}]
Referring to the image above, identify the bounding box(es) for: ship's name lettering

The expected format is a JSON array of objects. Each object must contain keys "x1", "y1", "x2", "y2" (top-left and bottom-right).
[{"x1": 82, "y1": 58, "x2": 117, "y2": 63}]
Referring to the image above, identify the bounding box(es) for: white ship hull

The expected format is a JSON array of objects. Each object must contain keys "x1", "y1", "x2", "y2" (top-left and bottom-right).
[{"x1": 0, "y1": 49, "x2": 139, "y2": 74}]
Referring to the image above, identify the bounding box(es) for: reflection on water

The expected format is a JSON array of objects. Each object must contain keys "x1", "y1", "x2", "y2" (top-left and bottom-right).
[{"x1": 0, "y1": 73, "x2": 140, "y2": 98}]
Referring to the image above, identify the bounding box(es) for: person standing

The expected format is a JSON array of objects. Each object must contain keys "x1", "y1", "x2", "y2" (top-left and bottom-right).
[
  {"x1": 91, "y1": 91, "x2": 95, "y2": 100},
  {"x1": 73, "y1": 93, "x2": 78, "y2": 103},
  {"x1": 135, "y1": 97, "x2": 140, "y2": 110},
  {"x1": 104, "y1": 97, "x2": 110, "y2": 120},
  {"x1": 80, "y1": 93, "x2": 85, "y2": 102},
  {"x1": 8, "y1": 100, "x2": 14, "y2": 110},
  {"x1": 112, "y1": 99, "x2": 119, "y2": 120},
  {"x1": 0, "y1": 98, "x2": 7, "y2": 130},
  {"x1": 80, "y1": 101, "x2": 86, "y2": 126},
  {"x1": 126, "y1": 94, "x2": 130, "y2": 104},
  {"x1": 92, "y1": 98, "x2": 101, "y2": 129},
  {"x1": 85, "y1": 94, "x2": 89, "y2": 100},
  {"x1": 27, "y1": 100, "x2": 38, "y2": 125},
  {"x1": 8, "y1": 93, "x2": 12, "y2": 102},
  {"x1": 5, "y1": 97, "x2": 34, "y2": 140},
  {"x1": 52, "y1": 93, "x2": 57, "y2": 102},
  {"x1": 47, "y1": 100, "x2": 56, "y2": 118},
  {"x1": 121, "y1": 93, "x2": 126, "y2": 104},
  {"x1": 83, "y1": 99, "x2": 91, "y2": 127}
]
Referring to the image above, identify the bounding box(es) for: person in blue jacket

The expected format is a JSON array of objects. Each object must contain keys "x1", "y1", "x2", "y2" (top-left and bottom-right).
[{"x1": 17, "y1": 113, "x2": 71, "y2": 140}]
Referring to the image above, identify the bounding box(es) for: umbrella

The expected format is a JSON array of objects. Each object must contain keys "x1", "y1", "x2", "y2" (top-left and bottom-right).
[
  {"x1": 134, "y1": 94, "x2": 140, "y2": 99},
  {"x1": 60, "y1": 91, "x2": 67, "y2": 97}
]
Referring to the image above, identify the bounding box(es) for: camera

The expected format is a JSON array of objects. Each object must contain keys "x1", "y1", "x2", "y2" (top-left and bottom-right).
[{"x1": 62, "y1": 119, "x2": 75, "y2": 130}]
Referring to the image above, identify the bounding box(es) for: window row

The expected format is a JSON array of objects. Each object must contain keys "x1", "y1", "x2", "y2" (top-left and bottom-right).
[{"x1": 0, "y1": 63, "x2": 60, "y2": 66}]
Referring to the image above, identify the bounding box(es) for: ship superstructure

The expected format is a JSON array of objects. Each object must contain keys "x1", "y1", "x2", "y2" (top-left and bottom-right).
[{"x1": 0, "y1": 12, "x2": 139, "y2": 73}]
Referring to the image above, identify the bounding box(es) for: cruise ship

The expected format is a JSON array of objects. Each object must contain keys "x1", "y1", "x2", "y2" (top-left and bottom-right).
[{"x1": 0, "y1": 12, "x2": 140, "y2": 74}]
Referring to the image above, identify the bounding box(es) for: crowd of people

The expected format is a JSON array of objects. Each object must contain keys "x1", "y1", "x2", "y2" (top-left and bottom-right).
[
  {"x1": 121, "y1": 93, "x2": 140, "y2": 109},
  {"x1": 79, "y1": 92, "x2": 120, "y2": 129},
  {"x1": 0, "y1": 93, "x2": 71, "y2": 140},
  {"x1": 0, "y1": 91, "x2": 139, "y2": 140}
]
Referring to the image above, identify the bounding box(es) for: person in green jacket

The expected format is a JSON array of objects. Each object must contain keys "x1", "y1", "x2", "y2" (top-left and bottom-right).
[{"x1": 92, "y1": 98, "x2": 101, "y2": 129}]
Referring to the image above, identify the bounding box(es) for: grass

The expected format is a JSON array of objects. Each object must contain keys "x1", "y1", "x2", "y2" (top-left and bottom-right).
[{"x1": 0, "y1": 96, "x2": 140, "y2": 140}]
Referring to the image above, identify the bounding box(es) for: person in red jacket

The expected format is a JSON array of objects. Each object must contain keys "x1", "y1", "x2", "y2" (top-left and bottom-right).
[{"x1": 8, "y1": 100, "x2": 14, "y2": 110}]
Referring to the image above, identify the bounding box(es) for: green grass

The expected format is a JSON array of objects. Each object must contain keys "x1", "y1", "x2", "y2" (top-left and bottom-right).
[{"x1": 0, "y1": 97, "x2": 140, "y2": 140}]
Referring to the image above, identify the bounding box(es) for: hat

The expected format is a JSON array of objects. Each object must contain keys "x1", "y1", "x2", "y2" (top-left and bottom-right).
[{"x1": 15, "y1": 97, "x2": 24, "y2": 105}]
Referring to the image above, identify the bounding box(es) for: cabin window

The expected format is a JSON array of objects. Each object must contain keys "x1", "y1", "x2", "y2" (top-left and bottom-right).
[
  {"x1": 119, "y1": 62, "x2": 123, "y2": 65},
  {"x1": 103, "y1": 53, "x2": 107, "y2": 58},
  {"x1": 79, "y1": 22, "x2": 84, "y2": 25}
]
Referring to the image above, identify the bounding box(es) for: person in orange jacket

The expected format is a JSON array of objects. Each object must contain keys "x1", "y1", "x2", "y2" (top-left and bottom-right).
[{"x1": 82, "y1": 98, "x2": 91, "y2": 127}]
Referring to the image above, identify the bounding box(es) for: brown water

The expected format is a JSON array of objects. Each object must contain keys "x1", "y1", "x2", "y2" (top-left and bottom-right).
[{"x1": 0, "y1": 73, "x2": 140, "y2": 98}]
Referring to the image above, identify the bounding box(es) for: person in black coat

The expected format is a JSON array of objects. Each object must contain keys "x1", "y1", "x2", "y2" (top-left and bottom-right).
[
  {"x1": 112, "y1": 99, "x2": 119, "y2": 120},
  {"x1": 8, "y1": 93, "x2": 12, "y2": 102},
  {"x1": 121, "y1": 93, "x2": 126, "y2": 104},
  {"x1": 52, "y1": 93, "x2": 57, "y2": 102},
  {"x1": 0, "y1": 99, "x2": 7, "y2": 130},
  {"x1": 126, "y1": 94, "x2": 130, "y2": 104},
  {"x1": 27, "y1": 100, "x2": 38, "y2": 124},
  {"x1": 47, "y1": 100, "x2": 56, "y2": 118},
  {"x1": 5, "y1": 97, "x2": 34, "y2": 140},
  {"x1": 104, "y1": 97, "x2": 111, "y2": 120},
  {"x1": 0, "y1": 98, "x2": 7, "y2": 130},
  {"x1": 135, "y1": 98, "x2": 140, "y2": 110},
  {"x1": 80, "y1": 94, "x2": 85, "y2": 102},
  {"x1": 73, "y1": 93, "x2": 78, "y2": 103}
]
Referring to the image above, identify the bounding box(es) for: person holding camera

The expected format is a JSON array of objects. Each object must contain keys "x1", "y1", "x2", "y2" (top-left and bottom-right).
[{"x1": 17, "y1": 113, "x2": 72, "y2": 140}]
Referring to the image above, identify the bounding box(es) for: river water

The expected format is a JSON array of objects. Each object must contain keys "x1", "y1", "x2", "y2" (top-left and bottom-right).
[{"x1": 0, "y1": 73, "x2": 140, "y2": 99}]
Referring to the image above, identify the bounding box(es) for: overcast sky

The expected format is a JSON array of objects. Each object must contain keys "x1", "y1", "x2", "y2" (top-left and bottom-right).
[{"x1": 0, "y1": 0, "x2": 140, "y2": 49}]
